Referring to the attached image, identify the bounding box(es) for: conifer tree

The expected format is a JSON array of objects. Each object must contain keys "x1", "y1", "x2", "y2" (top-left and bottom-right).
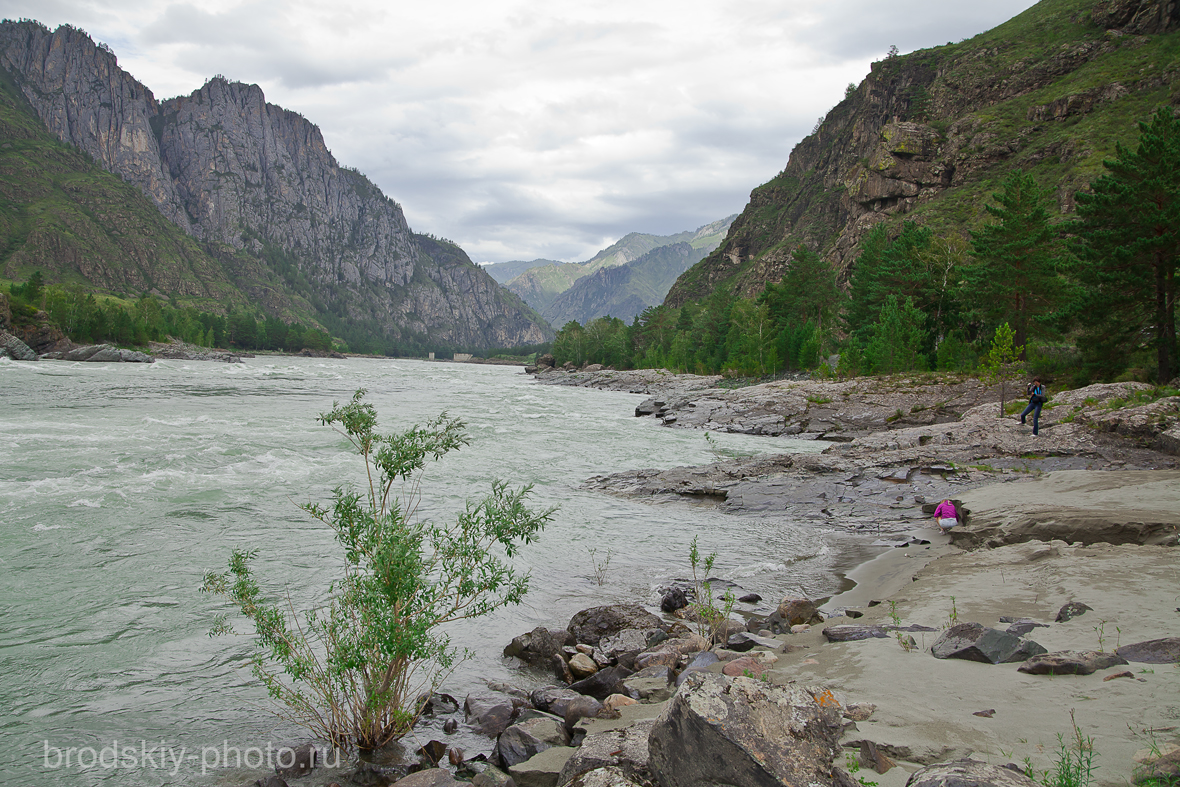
[
  {"x1": 966, "y1": 171, "x2": 1062, "y2": 357},
  {"x1": 1073, "y1": 107, "x2": 1180, "y2": 382}
]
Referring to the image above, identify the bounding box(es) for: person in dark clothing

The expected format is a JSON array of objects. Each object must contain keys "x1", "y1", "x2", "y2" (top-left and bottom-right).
[{"x1": 1020, "y1": 377, "x2": 1047, "y2": 436}]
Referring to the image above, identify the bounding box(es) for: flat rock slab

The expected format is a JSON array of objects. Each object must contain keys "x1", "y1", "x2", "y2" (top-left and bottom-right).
[
  {"x1": 931, "y1": 622, "x2": 1047, "y2": 664},
  {"x1": 1017, "y1": 650, "x2": 1128, "y2": 675},
  {"x1": 565, "y1": 766, "x2": 647, "y2": 787},
  {"x1": 392, "y1": 770, "x2": 465, "y2": 787},
  {"x1": 906, "y1": 759, "x2": 1038, "y2": 787},
  {"x1": 1116, "y1": 637, "x2": 1180, "y2": 664},
  {"x1": 509, "y1": 746, "x2": 577, "y2": 787},
  {"x1": 823, "y1": 625, "x2": 888, "y2": 642}
]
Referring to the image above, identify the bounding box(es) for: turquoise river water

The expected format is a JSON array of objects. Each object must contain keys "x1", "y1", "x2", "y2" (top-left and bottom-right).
[{"x1": 1, "y1": 356, "x2": 858, "y2": 786}]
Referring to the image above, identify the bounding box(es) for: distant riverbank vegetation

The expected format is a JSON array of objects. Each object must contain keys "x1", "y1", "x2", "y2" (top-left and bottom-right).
[
  {"x1": 6, "y1": 273, "x2": 337, "y2": 353},
  {"x1": 550, "y1": 108, "x2": 1180, "y2": 387}
]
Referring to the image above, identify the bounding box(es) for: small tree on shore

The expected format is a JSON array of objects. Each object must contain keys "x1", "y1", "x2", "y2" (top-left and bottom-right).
[
  {"x1": 202, "y1": 390, "x2": 553, "y2": 750},
  {"x1": 981, "y1": 322, "x2": 1024, "y2": 417}
]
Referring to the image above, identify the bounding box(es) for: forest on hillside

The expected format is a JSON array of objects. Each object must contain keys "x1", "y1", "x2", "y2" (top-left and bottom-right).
[{"x1": 549, "y1": 109, "x2": 1180, "y2": 386}]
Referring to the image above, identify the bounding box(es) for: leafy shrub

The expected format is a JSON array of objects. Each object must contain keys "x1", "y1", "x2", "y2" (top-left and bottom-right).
[{"x1": 202, "y1": 390, "x2": 553, "y2": 749}]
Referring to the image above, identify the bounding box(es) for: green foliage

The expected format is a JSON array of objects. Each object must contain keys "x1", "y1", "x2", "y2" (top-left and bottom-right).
[
  {"x1": 1037, "y1": 712, "x2": 1098, "y2": 787},
  {"x1": 980, "y1": 322, "x2": 1025, "y2": 416},
  {"x1": 201, "y1": 391, "x2": 553, "y2": 750},
  {"x1": 866, "y1": 295, "x2": 928, "y2": 374},
  {"x1": 1071, "y1": 106, "x2": 1180, "y2": 382},
  {"x1": 687, "y1": 536, "x2": 736, "y2": 645},
  {"x1": 966, "y1": 171, "x2": 1065, "y2": 354}
]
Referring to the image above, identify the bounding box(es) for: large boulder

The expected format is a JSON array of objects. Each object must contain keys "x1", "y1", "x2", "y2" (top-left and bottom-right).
[
  {"x1": 906, "y1": 759, "x2": 1039, "y2": 787},
  {"x1": 0, "y1": 330, "x2": 36, "y2": 361},
  {"x1": 930, "y1": 623, "x2": 1047, "y2": 664},
  {"x1": 568, "y1": 605, "x2": 663, "y2": 646},
  {"x1": 557, "y1": 719, "x2": 655, "y2": 786},
  {"x1": 494, "y1": 712, "x2": 570, "y2": 769},
  {"x1": 647, "y1": 673, "x2": 852, "y2": 787},
  {"x1": 1117, "y1": 637, "x2": 1180, "y2": 664},
  {"x1": 505, "y1": 627, "x2": 576, "y2": 665},
  {"x1": 1017, "y1": 650, "x2": 1128, "y2": 675},
  {"x1": 777, "y1": 597, "x2": 823, "y2": 626},
  {"x1": 598, "y1": 628, "x2": 659, "y2": 668}
]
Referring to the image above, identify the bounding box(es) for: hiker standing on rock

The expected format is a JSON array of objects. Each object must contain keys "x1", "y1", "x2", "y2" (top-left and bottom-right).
[
  {"x1": 1020, "y1": 377, "x2": 1048, "y2": 436},
  {"x1": 933, "y1": 499, "x2": 958, "y2": 534}
]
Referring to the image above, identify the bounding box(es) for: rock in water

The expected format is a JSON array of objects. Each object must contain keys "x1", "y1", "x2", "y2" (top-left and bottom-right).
[
  {"x1": 1017, "y1": 651, "x2": 1128, "y2": 675},
  {"x1": 930, "y1": 622, "x2": 1047, "y2": 664},
  {"x1": 505, "y1": 627, "x2": 575, "y2": 665},
  {"x1": 567, "y1": 605, "x2": 663, "y2": 646},
  {"x1": 907, "y1": 759, "x2": 1039, "y2": 787},
  {"x1": 647, "y1": 673, "x2": 850, "y2": 787},
  {"x1": 0, "y1": 331, "x2": 36, "y2": 361}
]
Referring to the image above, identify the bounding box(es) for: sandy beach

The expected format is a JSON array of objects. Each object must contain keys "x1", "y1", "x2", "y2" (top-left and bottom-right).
[{"x1": 793, "y1": 469, "x2": 1180, "y2": 787}]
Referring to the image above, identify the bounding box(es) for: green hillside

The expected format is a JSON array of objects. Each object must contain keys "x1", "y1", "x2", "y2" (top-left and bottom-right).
[{"x1": 666, "y1": 0, "x2": 1180, "y2": 305}]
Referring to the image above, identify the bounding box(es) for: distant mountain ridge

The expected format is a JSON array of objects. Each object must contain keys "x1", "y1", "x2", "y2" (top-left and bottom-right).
[
  {"x1": 503, "y1": 216, "x2": 736, "y2": 324},
  {"x1": 0, "y1": 20, "x2": 550, "y2": 350}
]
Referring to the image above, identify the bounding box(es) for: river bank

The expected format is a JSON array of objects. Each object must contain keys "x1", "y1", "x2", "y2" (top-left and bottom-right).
[{"x1": 458, "y1": 367, "x2": 1180, "y2": 787}]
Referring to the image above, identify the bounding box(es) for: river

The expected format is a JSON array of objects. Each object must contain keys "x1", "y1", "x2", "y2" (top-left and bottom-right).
[{"x1": 1, "y1": 356, "x2": 857, "y2": 786}]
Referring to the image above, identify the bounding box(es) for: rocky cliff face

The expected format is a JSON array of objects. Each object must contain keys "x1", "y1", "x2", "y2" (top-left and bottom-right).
[
  {"x1": 0, "y1": 20, "x2": 549, "y2": 348},
  {"x1": 665, "y1": 0, "x2": 1180, "y2": 307}
]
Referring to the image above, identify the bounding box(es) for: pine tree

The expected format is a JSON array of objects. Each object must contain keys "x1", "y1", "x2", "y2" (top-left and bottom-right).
[
  {"x1": 980, "y1": 322, "x2": 1024, "y2": 417},
  {"x1": 1073, "y1": 107, "x2": 1180, "y2": 382},
  {"x1": 966, "y1": 171, "x2": 1062, "y2": 357}
]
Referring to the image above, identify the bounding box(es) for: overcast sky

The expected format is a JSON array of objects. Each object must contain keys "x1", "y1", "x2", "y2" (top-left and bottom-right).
[{"x1": 5, "y1": 0, "x2": 1038, "y2": 263}]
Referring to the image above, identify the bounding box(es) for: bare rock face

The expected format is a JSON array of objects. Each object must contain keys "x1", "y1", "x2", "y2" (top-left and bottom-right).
[
  {"x1": 647, "y1": 673, "x2": 852, "y2": 787},
  {"x1": 0, "y1": 21, "x2": 551, "y2": 349},
  {"x1": 1092, "y1": 0, "x2": 1180, "y2": 35}
]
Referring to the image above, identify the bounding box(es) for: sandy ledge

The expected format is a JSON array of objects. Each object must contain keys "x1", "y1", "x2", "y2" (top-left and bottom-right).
[{"x1": 791, "y1": 468, "x2": 1180, "y2": 787}]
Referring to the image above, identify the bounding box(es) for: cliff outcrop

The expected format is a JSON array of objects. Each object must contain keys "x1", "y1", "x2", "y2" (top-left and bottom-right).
[
  {"x1": 0, "y1": 21, "x2": 550, "y2": 348},
  {"x1": 665, "y1": 0, "x2": 1180, "y2": 306}
]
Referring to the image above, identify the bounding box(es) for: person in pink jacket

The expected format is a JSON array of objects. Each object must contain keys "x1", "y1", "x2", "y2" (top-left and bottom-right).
[{"x1": 933, "y1": 499, "x2": 958, "y2": 533}]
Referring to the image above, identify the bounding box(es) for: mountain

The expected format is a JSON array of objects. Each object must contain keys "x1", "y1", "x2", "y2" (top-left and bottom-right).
[
  {"x1": 540, "y1": 216, "x2": 737, "y2": 326},
  {"x1": 482, "y1": 258, "x2": 564, "y2": 284},
  {"x1": 664, "y1": 0, "x2": 1180, "y2": 308},
  {"x1": 0, "y1": 21, "x2": 550, "y2": 350},
  {"x1": 506, "y1": 216, "x2": 736, "y2": 320}
]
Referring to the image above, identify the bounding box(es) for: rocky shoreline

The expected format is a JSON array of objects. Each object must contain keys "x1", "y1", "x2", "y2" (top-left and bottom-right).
[{"x1": 245, "y1": 368, "x2": 1179, "y2": 787}]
